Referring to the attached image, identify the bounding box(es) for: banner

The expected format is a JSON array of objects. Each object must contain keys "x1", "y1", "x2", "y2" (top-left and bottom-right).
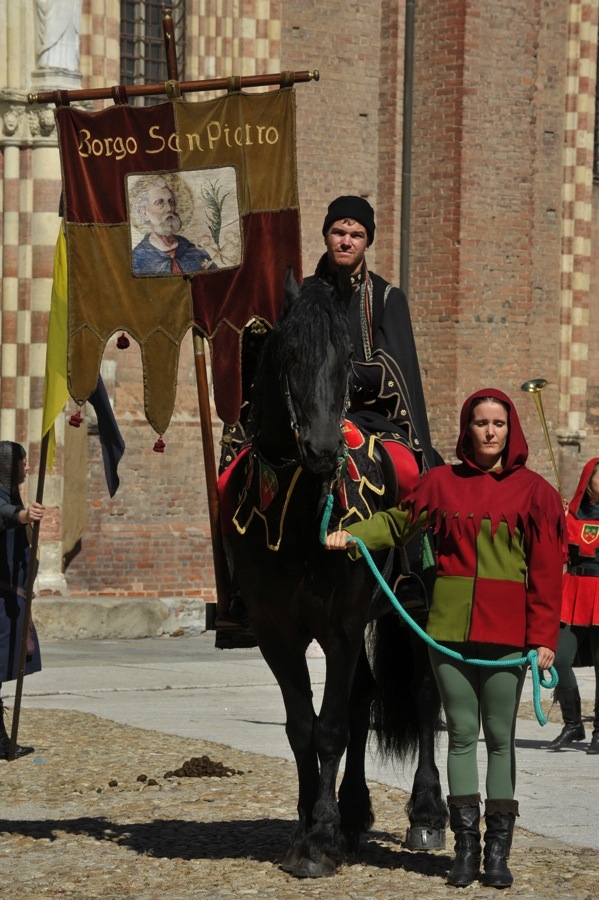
[
  {"x1": 41, "y1": 226, "x2": 69, "y2": 472},
  {"x1": 42, "y1": 226, "x2": 125, "y2": 494},
  {"x1": 55, "y1": 89, "x2": 302, "y2": 434}
]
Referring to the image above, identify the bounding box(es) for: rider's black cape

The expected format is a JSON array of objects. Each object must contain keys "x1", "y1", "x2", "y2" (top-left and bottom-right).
[{"x1": 305, "y1": 258, "x2": 436, "y2": 472}]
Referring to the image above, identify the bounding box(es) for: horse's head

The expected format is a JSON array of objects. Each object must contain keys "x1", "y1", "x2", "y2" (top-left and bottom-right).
[{"x1": 250, "y1": 273, "x2": 352, "y2": 478}]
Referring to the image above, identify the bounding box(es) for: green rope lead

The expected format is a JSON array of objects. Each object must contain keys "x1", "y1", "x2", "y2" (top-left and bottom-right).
[{"x1": 319, "y1": 492, "x2": 558, "y2": 726}]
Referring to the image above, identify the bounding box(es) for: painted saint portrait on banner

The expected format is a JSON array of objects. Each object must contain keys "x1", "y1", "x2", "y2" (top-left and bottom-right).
[{"x1": 127, "y1": 168, "x2": 242, "y2": 276}]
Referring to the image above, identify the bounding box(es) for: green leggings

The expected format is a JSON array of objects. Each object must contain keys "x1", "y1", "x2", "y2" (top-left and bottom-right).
[
  {"x1": 429, "y1": 644, "x2": 526, "y2": 799},
  {"x1": 553, "y1": 624, "x2": 599, "y2": 695}
]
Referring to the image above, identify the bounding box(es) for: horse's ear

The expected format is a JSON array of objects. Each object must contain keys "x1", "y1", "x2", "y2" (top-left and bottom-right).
[{"x1": 283, "y1": 265, "x2": 302, "y2": 305}]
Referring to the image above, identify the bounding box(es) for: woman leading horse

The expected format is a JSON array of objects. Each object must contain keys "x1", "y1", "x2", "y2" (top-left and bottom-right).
[{"x1": 326, "y1": 388, "x2": 565, "y2": 888}]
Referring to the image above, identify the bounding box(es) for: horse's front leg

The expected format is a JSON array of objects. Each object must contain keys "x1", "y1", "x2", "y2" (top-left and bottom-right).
[
  {"x1": 405, "y1": 636, "x2": 448, "y2": 850},
  {"x1": 338, "y1": 639, "x2": 376, "y2": 849},
  {"x1": 254, "y1": 632, "x2": 321, "y2": 873},
  {"x1": 294, "y1": 628, "x2": 366, "y2": 877}
]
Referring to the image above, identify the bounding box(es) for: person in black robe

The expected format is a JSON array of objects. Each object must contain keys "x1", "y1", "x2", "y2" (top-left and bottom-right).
[
  {"x1": 0, "y1": 441, "x2": 44, "y2": 758},
  {"x1": 304, "y1": 194, "x2": 436, "y2": 488}
]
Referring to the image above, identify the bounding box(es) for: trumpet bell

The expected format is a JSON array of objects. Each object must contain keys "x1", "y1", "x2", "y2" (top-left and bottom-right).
[
  {"x1": 519, "y1": 376, "x2": 563, "y2": 499},
  {"x1": 521, "y1": 378, "x2": 548, "y2": 393}
]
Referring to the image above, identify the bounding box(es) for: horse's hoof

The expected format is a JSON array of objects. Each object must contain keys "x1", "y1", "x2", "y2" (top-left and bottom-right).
[
  {"x1": 279, "y1": 857, "x2": 299, "y2": 874},
  {"x1": 404, "y1": 825, "x2": 446, "y2": 851},
  {"x1": 284, "y1": 855, "x2": 338, "y2": 879}
]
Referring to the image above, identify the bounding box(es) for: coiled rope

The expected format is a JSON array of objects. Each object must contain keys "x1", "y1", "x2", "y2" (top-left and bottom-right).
[{"x1": 319, "y1": 492, "x2": 557, "y2": 725}]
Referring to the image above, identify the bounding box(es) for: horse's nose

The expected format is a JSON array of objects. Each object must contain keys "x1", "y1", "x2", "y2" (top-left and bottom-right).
[{"x1": 302, "y1": 436, "x2": 343, "y2": 475}]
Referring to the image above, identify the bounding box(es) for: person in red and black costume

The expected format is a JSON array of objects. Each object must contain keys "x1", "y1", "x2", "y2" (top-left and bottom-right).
[{"x1": 547, "y1": 457, "x2": 599, "y2": 754}]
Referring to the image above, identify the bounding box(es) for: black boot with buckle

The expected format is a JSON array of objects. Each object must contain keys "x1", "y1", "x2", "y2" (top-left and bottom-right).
[
  {"x1": 446, "y1": 793, "x2": 482, "y2": 887},
  {"x1": 214, "y1": 543, "x2": 258, "y2": 650},
  {"x1": 482, "y1": 798, "x2": 518, "y2": 888}
]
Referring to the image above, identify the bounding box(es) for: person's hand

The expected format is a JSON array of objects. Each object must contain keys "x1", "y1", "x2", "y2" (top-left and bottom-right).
[
  {"x1": 23, "y1": 502, "x2": 45, "y2": 524},
  {"x1": 325, "y1": 530, "x2": 356, "y2": 550},
  {"x1": 531, "y1": 646, "x2": 555, "y2": 670}
]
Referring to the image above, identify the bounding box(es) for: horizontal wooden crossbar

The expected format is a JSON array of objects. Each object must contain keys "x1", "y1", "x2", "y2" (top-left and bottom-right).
[{"x1": 28, "y1": 70, "x2": 320, "y2": 106}]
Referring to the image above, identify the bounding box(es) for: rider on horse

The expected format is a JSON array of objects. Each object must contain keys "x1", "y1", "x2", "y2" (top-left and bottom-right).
[
  {"x1": 216, "y1": 195, "x2": 436, "y2": 648},
  {"x1": 304, "y1": 194, "x2": 436, "y2": 489}
]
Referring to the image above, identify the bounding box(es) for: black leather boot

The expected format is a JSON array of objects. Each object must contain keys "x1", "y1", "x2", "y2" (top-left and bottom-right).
[
  {"x1": 482, "y1": 799, "x2": 518, "y2": 888},
  {"x1": 587, "y1": 698, "x2": 599, "y2": 754},
  {"x1": 547, "y1": 686, "x2": 585, "y2": 749},
  {"x1": 214, "y1": 595, "x2": 258, "y2": 649},
  {"x1": 446, "y1": 793, "x2": 481, "y2": 887},
  {"x1": 214, "y1": 538, "x2": 258, "y2": 650}
]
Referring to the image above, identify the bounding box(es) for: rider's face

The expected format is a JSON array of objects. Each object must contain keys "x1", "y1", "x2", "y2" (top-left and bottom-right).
[{"x1": 324, "y1": 218, "x2": 369, "y2": 274}]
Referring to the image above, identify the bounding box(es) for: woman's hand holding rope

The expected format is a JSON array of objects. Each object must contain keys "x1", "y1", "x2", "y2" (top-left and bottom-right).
[
  {"x1": 323, "y1": 523, "x2": 558, "y2": 724},
  {"x1": 325, "y1": 530, "x2": 355, "y2": 550}
]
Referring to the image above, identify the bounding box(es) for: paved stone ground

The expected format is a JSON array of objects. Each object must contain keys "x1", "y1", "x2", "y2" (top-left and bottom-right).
[{"x1": 0, "y1": 708, "x2": 597, "y2": 899}]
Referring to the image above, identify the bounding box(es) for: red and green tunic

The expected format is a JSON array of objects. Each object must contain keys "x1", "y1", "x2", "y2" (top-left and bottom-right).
[{"x1": 346, "y1": 387, "x2": 566, "y2": 651}]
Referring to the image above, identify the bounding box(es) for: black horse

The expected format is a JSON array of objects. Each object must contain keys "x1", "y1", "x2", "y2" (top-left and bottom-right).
[{"x1": 221, "y1": 273, "x2": 447, "y2": 878}]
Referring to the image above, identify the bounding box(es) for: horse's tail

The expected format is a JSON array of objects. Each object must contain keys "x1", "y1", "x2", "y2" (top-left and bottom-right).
[{"x1": 368, "y1": 611, "x2": 443, "y2": 763}]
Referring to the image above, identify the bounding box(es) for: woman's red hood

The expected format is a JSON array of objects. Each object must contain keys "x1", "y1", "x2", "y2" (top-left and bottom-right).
[
  {"x1": 456, "y1": 387, "x2": 528, "y2": 473},
  {"x1": 569, "y1": 457, "x2": 599, "y2": 516},
  {"x1": 399, "y1": 387, "x2": 565, "y2": 545}
]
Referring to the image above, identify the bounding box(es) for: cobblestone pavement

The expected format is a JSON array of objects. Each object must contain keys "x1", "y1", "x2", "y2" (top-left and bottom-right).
[{"x1": 0, "y1": 708, "x2": 597, "y2": 900}]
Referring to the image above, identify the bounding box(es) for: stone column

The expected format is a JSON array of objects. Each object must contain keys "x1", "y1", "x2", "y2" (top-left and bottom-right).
[
  {"x1": 0, "y1": 0, "x2": 86, "y2": 595},
  {"x1": 557, "y1": 1, "x2": 598, "y2": 497}
]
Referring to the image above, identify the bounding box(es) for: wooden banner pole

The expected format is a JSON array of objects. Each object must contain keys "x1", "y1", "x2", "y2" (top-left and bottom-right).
[
  {"x1": 192, "y1": 329, "x2": 229, "y2": 621},
  {"x1": 27, "y1": 6, "x2": 318, "y2": 108}
]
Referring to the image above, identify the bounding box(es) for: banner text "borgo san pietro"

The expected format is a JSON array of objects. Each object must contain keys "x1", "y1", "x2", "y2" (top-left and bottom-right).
[{"x1": 77, "y1": 121, "x2": 281, "y2": 161}]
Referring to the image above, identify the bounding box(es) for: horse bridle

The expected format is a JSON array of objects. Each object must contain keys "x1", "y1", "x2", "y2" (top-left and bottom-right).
[
  {"x1": 283, "y1": 372, "x2": 352, "y2": 437},
  {"x1": 283, "y1": 371, "x2": 352, "y2": 473},
  {"x1": 282, "y1": 374, "x2": 301, "y2": 445}
]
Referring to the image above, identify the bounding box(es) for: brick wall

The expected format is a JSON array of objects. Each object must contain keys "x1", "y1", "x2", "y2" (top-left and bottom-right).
[
  {"x1": 406, "y1": 1, "x2": 466, "y2": 461},
  {"x1": 281, "y1": 1, "x2": 384, "y2": 276},
  {"x1": 14, "y1": 0, "x2": 597, "y2": 599},
  {"x1": 558, "y1": 0, "x2": 598, "y2": 498},
  {"x1": 589, "y1": 192, "x2": 599, "y2": 434},
  {"x1": 409, "y1": 0, "x2": 568, "y2": 478}
]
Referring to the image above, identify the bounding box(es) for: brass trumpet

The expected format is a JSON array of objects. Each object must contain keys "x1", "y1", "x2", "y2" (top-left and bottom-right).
[{"x1": 520, "y1": 378, "x2": 563, "y2": 498}]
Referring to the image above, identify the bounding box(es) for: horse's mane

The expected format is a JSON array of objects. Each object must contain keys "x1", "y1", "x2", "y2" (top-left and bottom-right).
[{"x1": 248, "y1": 279, "x2": 352, "y2": 438}]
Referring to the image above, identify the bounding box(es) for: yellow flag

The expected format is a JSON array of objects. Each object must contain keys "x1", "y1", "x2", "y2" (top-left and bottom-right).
[{"x1": 41, "y1": 225, "x2": 69, "y2": 471}]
